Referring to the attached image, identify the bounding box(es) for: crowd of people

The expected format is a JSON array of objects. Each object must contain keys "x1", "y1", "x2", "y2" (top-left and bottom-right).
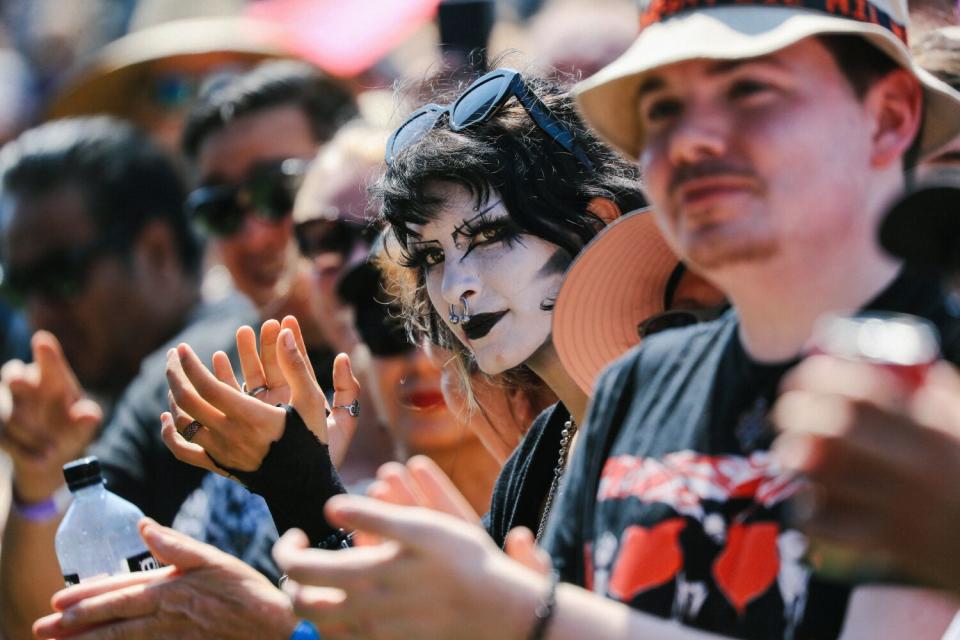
[{"x1": 1, "y1": 0, "x2": 960, "y2": 639}]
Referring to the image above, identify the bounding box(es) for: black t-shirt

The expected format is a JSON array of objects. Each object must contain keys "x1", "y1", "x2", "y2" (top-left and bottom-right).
[
  {"x1": 486, "y1": 403, "x2": 570, "y2": 548},
  {"x1": 543, "y1": 270, "x2": 960, "y2": 640},
  {"x1": 91, "y1": 293, "x2": 259, "y2": 525}
]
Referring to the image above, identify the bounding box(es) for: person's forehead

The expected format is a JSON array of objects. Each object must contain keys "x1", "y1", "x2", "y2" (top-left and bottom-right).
[
  {"x1": 3, "y1": 185, "x2": 98, "y2": 263},
  {"x1": 636, "y1": 38, "x2": 833, "y2": 96},
  {"x1": 196, "y1": 103, "x2": 319, "y2": 183}
]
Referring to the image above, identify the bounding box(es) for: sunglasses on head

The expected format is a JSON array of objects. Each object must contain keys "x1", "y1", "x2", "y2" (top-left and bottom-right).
[
  {"x1": 385, "y1": 68, "x2": 594, "y2": 170},
  {"x1": 0, "y1": 234, "x2": 127, "y2": 306},
  {"x1": 185, "y1": 158, "x2": 310, "y2": 237},
  {"x1": 294, "y1": 218, "x2": 369, "y2": 260}
]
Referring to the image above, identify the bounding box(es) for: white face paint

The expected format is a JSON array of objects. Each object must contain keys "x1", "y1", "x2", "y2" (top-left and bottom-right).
[{"x1": 406, "y1": 182, "x2": 566, "y2": 375}]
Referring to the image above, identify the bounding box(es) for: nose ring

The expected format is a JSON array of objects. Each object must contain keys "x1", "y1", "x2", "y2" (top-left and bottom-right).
[{"x1": 448, "y1": 295, "x2": 472, "y2": 325}]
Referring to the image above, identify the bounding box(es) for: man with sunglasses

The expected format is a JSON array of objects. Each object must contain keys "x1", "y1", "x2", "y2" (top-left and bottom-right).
[
  {"x1": 181, "y1": 60, "x2": 357, "y2": 394},
  {"x1": 0, "y1": 117, "x2": 261, "y2": 639}
]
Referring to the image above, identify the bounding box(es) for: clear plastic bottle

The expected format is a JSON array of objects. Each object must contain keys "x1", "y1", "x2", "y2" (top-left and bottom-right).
[{"x1": 55, "y1": 456, "x2": 160, "y2": 586}]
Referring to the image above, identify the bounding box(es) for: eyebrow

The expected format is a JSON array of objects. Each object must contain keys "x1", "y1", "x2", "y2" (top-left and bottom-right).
[
  {"x1": 450, "y1": 199, "x2": 504, "y2": 241},
  {"x1": 636, "y1": 55, "x2": 787, "y2": 101}
]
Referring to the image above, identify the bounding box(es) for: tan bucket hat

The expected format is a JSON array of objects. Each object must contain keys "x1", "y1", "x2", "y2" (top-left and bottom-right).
[
  {"x1": 574, "y1": 0, "x2": 960, "y2": 161},
  {"x1": 553, "y1": 209, "x2": 680, "y2": 395}
]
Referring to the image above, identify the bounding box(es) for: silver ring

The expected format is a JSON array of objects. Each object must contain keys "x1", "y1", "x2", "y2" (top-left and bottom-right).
[
  {"x1": 181, "y1": 420, "x2": 202, "y2": 442},
  {"x1": 242, "y1": 382, "x2": 270, "y2": 397},
  {"x1": 333, "y1": 399, "x2": 360, "y2": 418}
]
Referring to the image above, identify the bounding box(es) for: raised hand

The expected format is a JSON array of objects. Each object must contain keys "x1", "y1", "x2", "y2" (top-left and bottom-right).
[
  {"x1": 162, "y1": 315, "x2": 360, "y2": 476},
  {"x1": 32, "y1": 519, "x2": 298, "y2": 640},
  {"x1": 773, "y1": 356, "x2": 960, "y2": 593},
  {"x1": 0, "y1": 331, "x2": 102, "y2": 502},
  {"x1": 272, "y1": 495, "x2": 550, "y2": 640}
]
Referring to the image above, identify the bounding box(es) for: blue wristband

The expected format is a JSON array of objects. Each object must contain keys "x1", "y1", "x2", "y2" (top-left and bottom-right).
[{"x1": 290, "y1": 620, "x2": 320, "y2": 640}]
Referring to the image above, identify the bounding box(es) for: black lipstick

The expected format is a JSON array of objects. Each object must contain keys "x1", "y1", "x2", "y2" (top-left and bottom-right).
[{"x1": 462, "y1": 311, "x2": 507, "y2": 340}]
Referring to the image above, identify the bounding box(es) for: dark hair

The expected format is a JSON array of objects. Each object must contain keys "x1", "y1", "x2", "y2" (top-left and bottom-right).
[
  {"x1": 818, "y1": 34, "x2": 901, "y2": 99},
  {"x1": 373, "y1": 70, "x2": 646, "y2": 380},
  {"x1": 818, "y1": 35, "x2": 921, "y2": 167},
  {"x1": 181, "y1": 60, "x2": 358, "y2": 159},
  {"x1": 0, "y1": 116, "x2": 201, "y2": 274}
]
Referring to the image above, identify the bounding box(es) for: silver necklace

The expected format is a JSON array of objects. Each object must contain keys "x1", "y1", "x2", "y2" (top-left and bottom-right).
[{"x1": 536, "y1": 418, "x2": 578, "y2": 541}]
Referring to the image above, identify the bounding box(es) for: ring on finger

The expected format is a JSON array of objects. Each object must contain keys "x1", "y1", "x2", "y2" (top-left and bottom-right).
[
  {"x1": 332, "y1": 399, "x2": 360, "y2": 418},
  {"x1": 181, "y1": 420, "x2": 203, "y2": 442},
  {"x1": 242, "y1": 382, "x2": 270, "y2": 397}
]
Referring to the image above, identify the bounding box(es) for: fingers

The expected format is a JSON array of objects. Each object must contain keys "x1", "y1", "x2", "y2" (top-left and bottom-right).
[
  {"x1": 780, "y1": 355, "x2": 912, "y2": 413},
  {"x1": 176, "y1": 344, "x2": 253, "y2": 421},
  {"x1": 773, "y1": 389, "x2": 938, "y2": 481},
  {"x1": 165, "y1": 349, "x2": 224, "y2": 434},
  {"x1": 32, "y1": 331, "x2": 81, "y2": 399},
  {"x1": 407, "y1": 456, "x2": 481, "y2": 523},
  {"x1": 277, "y1": 329, "x2": 328, "y2": 440},
  {"x1": 280, "y1": 316, "x2": 316, "y2": 383},
  {"x1": 327, "y1": 353, "x2": 361, "y2": 466},
  {"x1": 324, "y1": 495, "x2": 471, "y2": 554},
  {"x1": 39, "y1": 581, "x2": 162, "y2": 636},
  {"x1": 159, "y1": 412, "x2": 218, "y2": 475},
  {"x1": 374, "y1": 463, "x2": 423, "y2": 507},
  {"x1": 274, "y1": 530, "x2": 402, "y2": 588},
  {"x1": 211, "y1": 352, "x2": 240, "y2": 391},
  {"x1": 51, "y1": 567, "x2": 175, "y2": 611},
  {"x1": 259, "y1": 320, "x2": 286, "y2": 390},
  {"x1": 236, "y1": 325, "x2": 267, "y2": 391},
  {"x1": 504, "y1": 527, "x2": 552, "y2": 575},
  {"x1": 139, "y1": 520, "x2": 222, "y2": 571}
]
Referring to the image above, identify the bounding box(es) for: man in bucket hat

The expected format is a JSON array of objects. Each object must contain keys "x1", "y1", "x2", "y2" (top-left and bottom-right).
[
  {"x1": 537, "y1": 0, "x2": 960, "y2": 636},
  {"x1": 121, "y1": 2, "x2": 960, "y2": 639}
]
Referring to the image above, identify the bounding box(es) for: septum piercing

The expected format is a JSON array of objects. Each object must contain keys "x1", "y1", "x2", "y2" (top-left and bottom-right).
[{"x1": 448, "y1": 295, "x2": 472, "y2": 324}]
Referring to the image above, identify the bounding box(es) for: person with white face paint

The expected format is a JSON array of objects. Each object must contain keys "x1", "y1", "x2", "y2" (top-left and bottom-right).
[{"x1": 369, "y1": 69, "x2": 724, "y2": 549}]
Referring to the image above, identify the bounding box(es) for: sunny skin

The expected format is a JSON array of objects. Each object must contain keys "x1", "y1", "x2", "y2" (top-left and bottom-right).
[{"x1": 634, "y1": 38, "x2": 917, "y2": 361}]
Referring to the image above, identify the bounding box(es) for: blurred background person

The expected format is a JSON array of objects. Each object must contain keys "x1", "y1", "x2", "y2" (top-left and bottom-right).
[
  {"x1": 44, "y1": 16, "x2": 287, "y2": 154},
  {"x1": 180, "y1": 59, "x2": 357, "y2": 392},
  {"x1": 0, "y1": 116, "x2": 255, "y2": 640}
]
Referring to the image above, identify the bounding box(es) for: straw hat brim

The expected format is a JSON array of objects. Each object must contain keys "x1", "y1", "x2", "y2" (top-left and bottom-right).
[
  {"x1": 553, "y1": 209, "x2": 679, "y2": 395},
  {"x1": 574, "y1": 7, "x2": 960, "y2": 161}
]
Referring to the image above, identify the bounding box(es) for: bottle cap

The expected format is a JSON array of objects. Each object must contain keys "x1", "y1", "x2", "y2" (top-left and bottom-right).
[{"x1": 62, "y1": 456, "x2": 104, "y2": 492}]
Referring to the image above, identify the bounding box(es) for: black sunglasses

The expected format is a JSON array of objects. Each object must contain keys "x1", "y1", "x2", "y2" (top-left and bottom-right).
[
  {"x1": 185, "y1": 158, "x2": 310, "y2": 237},
  {"x1": 385, "y1": 68, "x2": 594, "y2": 170},
  {"x1": 636, "y1": 308, "x2": 725, "y2": 339},
  {"x1": 294, "y1": 218, "x2": 369, "y2": 260},
  {"x1": 0, "y1": 235, "x2": 127, "y2": 306}
]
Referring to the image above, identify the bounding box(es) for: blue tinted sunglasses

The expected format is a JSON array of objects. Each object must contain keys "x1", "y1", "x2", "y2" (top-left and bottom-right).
[{"x1": 385, "y1": 68, "x2": 594, "y2": 171}]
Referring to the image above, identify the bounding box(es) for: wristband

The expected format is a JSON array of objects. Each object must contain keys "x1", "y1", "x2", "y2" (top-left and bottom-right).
[
  {"x1": 527, "y1": 571, "x2": 560, "y2": 640},
  {"x1": 290, "y1": 620, "x2": 321, "y2": 640},
  {"x1": 11, "y1": 485, "x2": 72, "y2": 523}
]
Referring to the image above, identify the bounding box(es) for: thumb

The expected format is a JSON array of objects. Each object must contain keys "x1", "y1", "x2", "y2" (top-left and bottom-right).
[
  {"x1": 139, "y1": 519, "x2": 219, "y2": 572},
  {"x1": 276, "y1": 329, "x2": 328, "y2": 438},
  {"x1": 504, "y1": 527, "x2": 552, "y2": 576}
]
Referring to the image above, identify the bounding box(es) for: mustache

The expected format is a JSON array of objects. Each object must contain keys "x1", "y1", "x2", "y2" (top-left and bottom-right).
[{"x1": 668, "y1": 161, "x2": 758, "y2": 197}]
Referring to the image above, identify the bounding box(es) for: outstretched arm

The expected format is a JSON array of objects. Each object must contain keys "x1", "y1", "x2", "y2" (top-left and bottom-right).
[{"x1": 0, "y1": 332, "x2": 102, "y2": 640}]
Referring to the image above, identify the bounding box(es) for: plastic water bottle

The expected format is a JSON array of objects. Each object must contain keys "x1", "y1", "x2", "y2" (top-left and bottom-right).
[{"x1": 55, "y1": 456, "x2": 160, "y2": 586}]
